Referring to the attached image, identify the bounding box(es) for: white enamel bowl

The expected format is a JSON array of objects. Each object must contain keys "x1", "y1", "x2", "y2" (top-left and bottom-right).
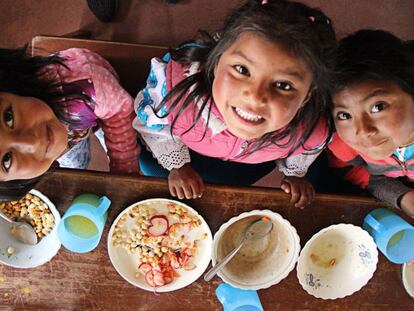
[
  {"x1": 212, "y1": 209, "x2": 300, "y2": 290},
  {"x1": 107, "y1": 198, "x2": 212, "y2": 292},
  {"x1": 0, "y1": 189, "x2": 61, "y2": 268},
  {"x1": 297, "y1": 224, "x2": 378, "y2": 299},
  {"x1": 402, "y1": 263, "x2": 414, "y2": 299}
]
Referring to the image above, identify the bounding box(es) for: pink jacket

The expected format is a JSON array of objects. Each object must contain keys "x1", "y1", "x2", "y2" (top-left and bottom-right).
[
  {"x1": 165, "y1": 60, "x2": 329, "y2": 163},
  {"x1": 45, "y1": 48, "x2": 140, "y2": 173}
]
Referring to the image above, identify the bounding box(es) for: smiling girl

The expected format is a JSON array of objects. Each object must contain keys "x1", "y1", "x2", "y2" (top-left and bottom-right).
[
  {"x1": 327, "y1": 29, "x2": 414, "y2": 217},
  {"x1": 0, "y1": 47, "x2": 140, "y2": 200},
  {"x1": 134, "y1": 0, "x2": 336, "y2": 208}
]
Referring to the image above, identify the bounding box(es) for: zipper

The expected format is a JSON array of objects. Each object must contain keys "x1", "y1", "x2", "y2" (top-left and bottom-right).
[
  {"x1": 392, "y1": 155, "x2": 409, "y2": 176},
  {"x1": 237, "y1": 140, "x2": 249, "y2": 156},
  {"x1": 224, "y1": 140, "x2": 249, "y2": 160}
]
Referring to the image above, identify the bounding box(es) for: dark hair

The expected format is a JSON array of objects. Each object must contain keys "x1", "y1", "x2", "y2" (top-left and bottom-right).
[
  {"x1": 332, "y1": 29, "x2": 414, "y2": 99},
  {"x1": 0, "y1": 46, "x2": 91, "y2": 201},
  {"x1": 156, "y1": 0, "x2": 336, "y2": 156}
]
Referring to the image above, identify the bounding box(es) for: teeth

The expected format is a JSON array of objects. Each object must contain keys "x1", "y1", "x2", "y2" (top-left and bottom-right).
[{"x1": 235, "y1": 107, "x2": 263, "y2": 122}]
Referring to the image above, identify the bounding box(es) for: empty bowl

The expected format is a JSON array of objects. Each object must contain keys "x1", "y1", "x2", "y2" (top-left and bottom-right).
[
  {"x1": 0, "y1": 189, "x2": 61, "y2": 268},
  {"x1": 297, "y1": 224, "x2": 378, "y2": 299},
  {"x1": 402, "y1": 263, "x2": 414, "y2": 299},
  {"x1": 212, "y1": 210, "x2": 300, "y2": 290}
]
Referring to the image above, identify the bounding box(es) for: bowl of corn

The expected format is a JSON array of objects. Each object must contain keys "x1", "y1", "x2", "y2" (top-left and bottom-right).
[{"x1": 0, "y1": 189, "x2": 61, "y2": 268}]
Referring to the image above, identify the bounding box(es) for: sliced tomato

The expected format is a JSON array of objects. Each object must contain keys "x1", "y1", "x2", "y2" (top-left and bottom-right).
[
  {"x1": 153, "y1": 271, "x2": 166, "y2": 287},
  {"x1": 138, "y1": 263, "x2": 152, "y2": 274},
  {"x1": 170, "y1": 253, "x2": 181, "y2": 269},
  {"x1": 178, "y1": 253, "x2": 190, "y2": 267},
  {"x1": 145, "y1": 271, "x2": 157, "y2": 287},
  {"x1": 183, "y1": 262, "x2": 196, "y2": 271},
  {"x1": 162, "y1": 269, "x2": 174, "y2": 285}
]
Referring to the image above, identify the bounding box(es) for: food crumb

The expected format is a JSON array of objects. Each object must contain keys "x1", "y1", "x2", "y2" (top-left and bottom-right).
[
  {"x1": 7, "y1": 247, "x2": 14, "y2": 255},
  {"x1": 3, "y1": 293, "x2": 9, "y2": 298},
  {"x1": 22, "y1": 287, "x2": 30, "y2": 295},
  {"x1": 0, "y1": 276, "x2": 5, "y2": 283}
]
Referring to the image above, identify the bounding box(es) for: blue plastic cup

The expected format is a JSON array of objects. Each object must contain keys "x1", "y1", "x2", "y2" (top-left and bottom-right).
[
  {"x1": 57, "y1": 194, "x2": 111, "y2": 253},
  {"x1": 216, "y1": 283, "x2": 263, "y2": 311},
  {"x1": 363, "y1": 208, "x2": 414, "y2": 264}
]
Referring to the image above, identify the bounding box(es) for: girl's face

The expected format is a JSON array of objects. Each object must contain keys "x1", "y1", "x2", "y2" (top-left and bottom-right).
[
  {"x1": 332, "y1": 80, "x2": 414, "y2": 160},
  {"x1": 0, "y1": 92, "x2": 68, "y2": 181},
  {"x1": 212, "y1": 32, "x2": 313, "y2": 140}
]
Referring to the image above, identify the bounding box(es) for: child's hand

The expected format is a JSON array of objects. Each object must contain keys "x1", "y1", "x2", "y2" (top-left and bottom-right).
[
  {"x1": 399, "y1": 191, "x2": 414, "y2": 217},
  {"x1": 280, "y1": 176, "x2": 315, "y2": 209},
  {"x1": 168, "y1": 163, "x2": 205, "y2": 199}
]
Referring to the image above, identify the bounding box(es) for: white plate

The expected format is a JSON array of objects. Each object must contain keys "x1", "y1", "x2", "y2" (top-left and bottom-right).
[
  {"x1": 402, "y1": 263, "x2": 414, "y2": 299},
  {"x1": 212, "y1": 209, "x2": 300, "y2": 290},
  {"x1": 297, "y1": 224, "x2": 378, "y2": 299},
  {"x1": 107, "y1": 198, "x2": 212, "y2": 292},
  {"x1": 0, "y1": 189, "x2": 61, "y2": 268}
]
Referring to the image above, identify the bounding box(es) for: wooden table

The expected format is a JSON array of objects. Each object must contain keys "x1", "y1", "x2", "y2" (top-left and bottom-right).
[{"x1": 1, "y1": 169, "x2": 413, "y2": 310}]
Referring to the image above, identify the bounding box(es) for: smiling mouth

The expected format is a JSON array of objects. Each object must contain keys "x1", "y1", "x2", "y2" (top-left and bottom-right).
[
  {"x1": 234, "y1": 107, "x2": 264, "y2": 123},
  {"x1": 361, "y1": 139, "x2": 388, "y2": 149}
]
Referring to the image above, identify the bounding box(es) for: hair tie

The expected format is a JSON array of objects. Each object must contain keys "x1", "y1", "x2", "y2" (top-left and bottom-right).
[
  {"x1": 262, "y1": 0, "x2": 268, "y2": 4},
  {"x1": 309, "y1": 15, "x2": 331, "y2": 25}
]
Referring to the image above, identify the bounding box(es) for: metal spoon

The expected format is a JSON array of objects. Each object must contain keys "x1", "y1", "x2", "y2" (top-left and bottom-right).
[
  {"x1": 0, "y1": 212, "x2": 38, "y2": 245},
  {"x1": 204, "y1": 216, "x2": 274, "y2": 282}
]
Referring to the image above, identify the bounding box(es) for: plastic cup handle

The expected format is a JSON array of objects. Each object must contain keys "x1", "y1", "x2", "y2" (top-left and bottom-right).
[
  {"x1": 364, "y1": 213, "x2": 386, "y2": 233},
  {"x1": 95, "y1": 196, "x2": 111, "y2": 216}
]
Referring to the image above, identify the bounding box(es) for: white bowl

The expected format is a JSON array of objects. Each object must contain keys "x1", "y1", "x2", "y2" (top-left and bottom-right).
[
  {"x1": 0, "y1": 189, "x2": 61, "y2": 268},
  {"x1": 212, "y1": 210, "x2": 300, "y2": 290},
  {"x1": 402, "y1": 263, "x2": 414, "y2": 299},
  {"x1": 107, "y1": 198, "x2": 213, "y2": 292},
  {"x1": 297, "y1": 224, "x2": 378, "y2": 299}
]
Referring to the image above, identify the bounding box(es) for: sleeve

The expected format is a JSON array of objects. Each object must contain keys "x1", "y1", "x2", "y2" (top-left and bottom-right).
[
  {"x1": 276, "y1": 149, "x2": 323, "y2": 177},
  {"x1": 132, "y1": 57, "x2": 191, "y2": 171},
  {"x1": 276, "y1": 118, "x2": 328, "y2": 177},
  {"x1": 367, "y1": 175, "x2": 412, "y2": 209},
  {"x1": 327, "y1": 134, "x2": 411, "y2": 209},
  {"x1": 82, "y1": 50, "x2": 140, "y2": 174}
]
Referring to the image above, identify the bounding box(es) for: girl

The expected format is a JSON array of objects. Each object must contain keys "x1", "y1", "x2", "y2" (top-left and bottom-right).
[
  {"x1": 0, "y1": 46, "x2": 140, "y2": 201},
  {"x1": 134, "y1": 0, "x2": 336, "y2": 208},
  {"x1": 327, "y1": 29, "x2": 414, "y2": 217}
]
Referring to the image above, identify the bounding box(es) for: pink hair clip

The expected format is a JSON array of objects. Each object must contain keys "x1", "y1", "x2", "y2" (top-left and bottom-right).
[{"x1": 262, "y1": 0, "x2": 268, "y2": 4}]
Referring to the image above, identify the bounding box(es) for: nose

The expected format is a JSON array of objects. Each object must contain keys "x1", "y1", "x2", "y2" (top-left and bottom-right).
[
  {"x1": 10, "y1": 129, "x2": 41, "y2": 155},
  {"x1": 355, "y1": 114, "x2": 377, "y2": 137},
  {"x1": 242, "y1": 80, "x2": 268, "y2": 106}
]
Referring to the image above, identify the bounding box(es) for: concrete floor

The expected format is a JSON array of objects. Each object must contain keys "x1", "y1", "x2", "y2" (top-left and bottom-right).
[{"x1": 1, "y1": 0, "x2": 413, "y2": 49}]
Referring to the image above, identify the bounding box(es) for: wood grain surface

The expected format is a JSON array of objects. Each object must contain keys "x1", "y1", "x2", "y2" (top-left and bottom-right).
[{"x1": 0, "y1": 168, "x2": 413, "y2": 310}]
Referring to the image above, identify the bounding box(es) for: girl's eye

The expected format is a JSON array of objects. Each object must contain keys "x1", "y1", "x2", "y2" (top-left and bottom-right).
[
  {"x1": 336, "y1": 112, "x2": 351, "y2": 120},
  {"x1": 274, "y1": 81, "x2": 293, "y2": 91},
  {"x1": 3, "y1": 106, "x2": 14, "y2": 128},
  {"x1": 234, "y1": 65, "x2": 249, "y2": 76},
  {"x1": 2, "y1": 152, "x2": 12, "y2": 172},
  {"x1": 371, "y1": 102, "x2": 386, "y2": 113}
]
